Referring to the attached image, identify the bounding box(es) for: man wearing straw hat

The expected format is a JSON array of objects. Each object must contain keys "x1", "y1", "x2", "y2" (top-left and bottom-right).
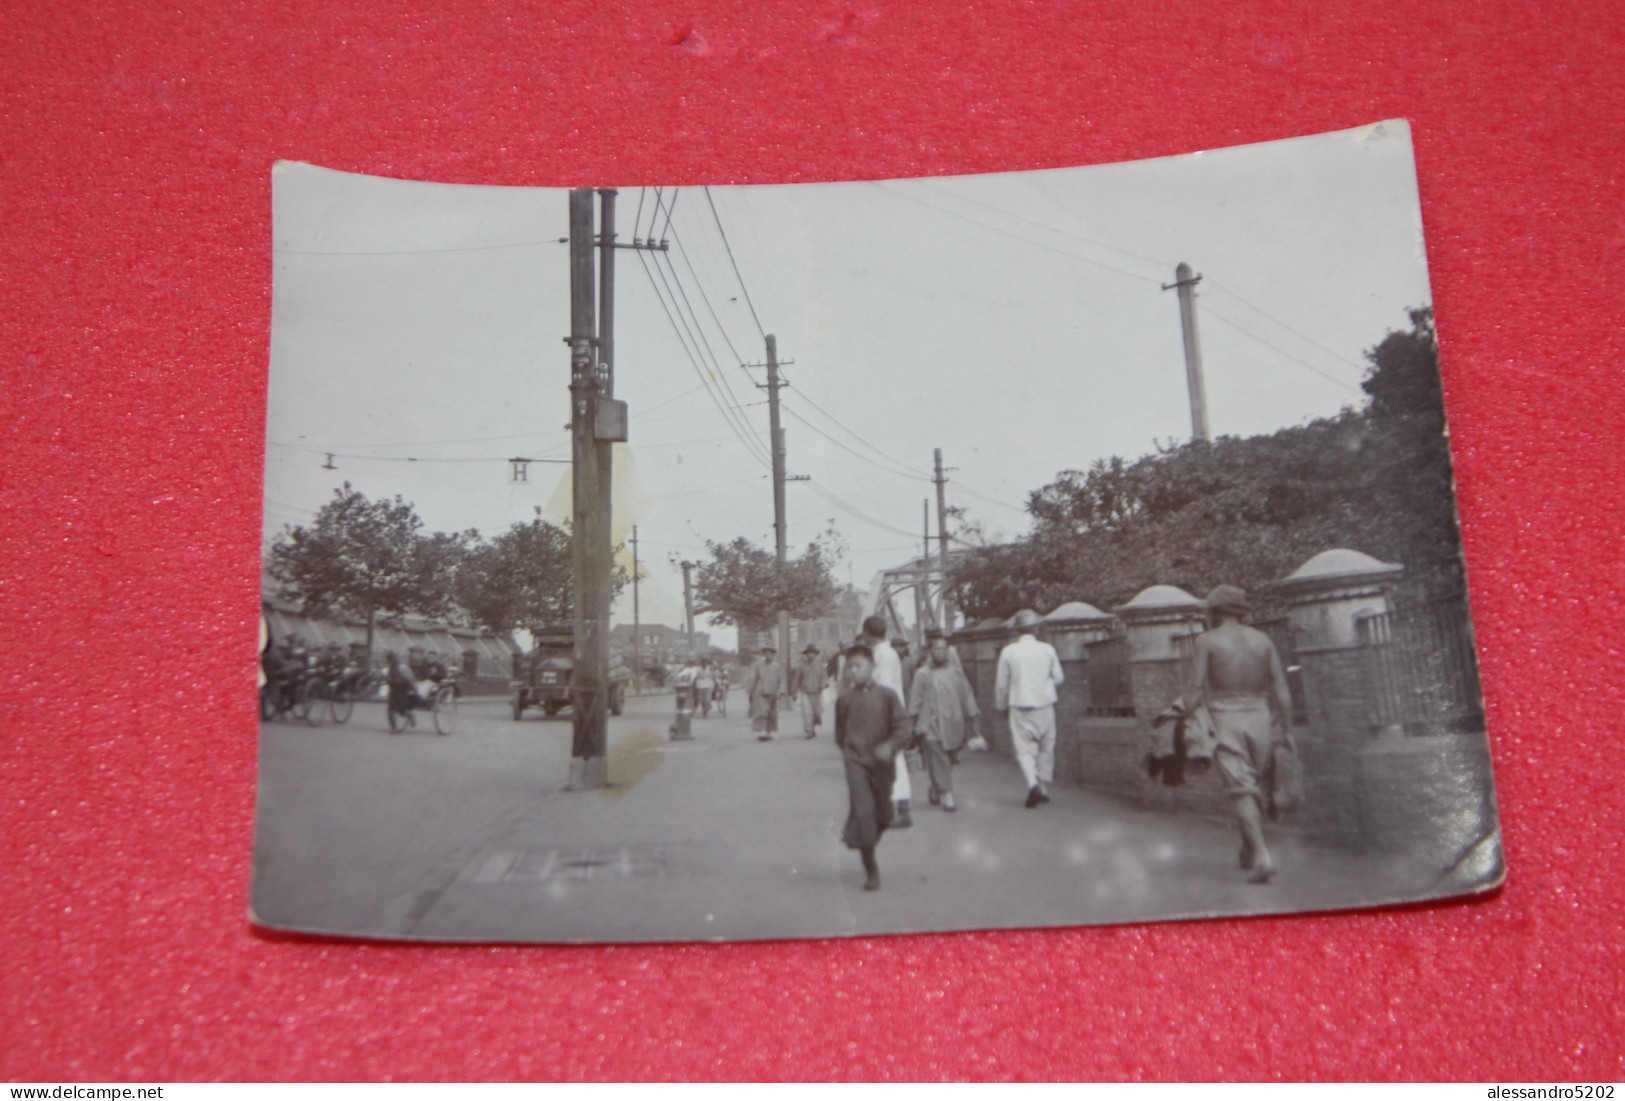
[
  {"x1": 1185, "y1": 584, "x2": 1294, "y2": 884},
  {"x1": 746, "y1": 644, "x2": 786, "y2": 742},
  {"x1": 789, "y1": 643, "x2": 826, "y2": 739}
]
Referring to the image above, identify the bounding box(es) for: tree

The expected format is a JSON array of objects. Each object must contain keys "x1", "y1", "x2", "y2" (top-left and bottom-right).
[
  {"x1": 950, "y1": 307, "x2": 1465, "y2": 618},
  {"x1": 455, "y1": 514, "x2": 573, "y2": 633},
  {"x1": 268, "y1": 483, "x2": 461, "y2": 661},
  {"x1": 691, "y1": 535, "x2": 841, "y2": 636}
]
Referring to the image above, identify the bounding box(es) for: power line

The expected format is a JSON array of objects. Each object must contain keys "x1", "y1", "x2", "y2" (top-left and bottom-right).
[
  {"x1": 633, "y1": 247, "x2": 774, "y2": 471},
  {"x1": 1198, "y1": 304, "x2": 1362, "y2": 394},
  {"x1": 703, "y1": 186, "x2": 767, "y2": 340},
  {"x1": 782, "y1": 405, "x2": 931, "y2": 483},
  {"x1": 653, "y1": 190, "x2": 746, "y2": 366},
  {"x1": 866, "y1": 182, "x2": 1166, "y2": 286},
  {"x1": 638, "y1": 252, "x2": 767, "y2": 469},
  {"x1": 803, "y1": 478, "x2": 921, "y2": 540},
  {"x1": 913, "y1": 179, "x2": 1172, "y2": 271},
  {"x1": 1203, "y1": 278, "x2": 1371, "y2": 375},
  {"x1": 643, "y1": 243, "x2": 770, "y2": 463},
  {"x1": 788, "y1": 387, "x2": 933, "y2": 478},
  {"x1": 273, "y1": 428, "x2": 570, "y2": 452},
  {"x1": 268, "y1": 441, "x2": 571, "y2": 465},
  {"x1": 656, "y1": 187, "x2": 680, "y2": 242},
  {"x1": 273, "y1": 237, "x2": 564, "y2": 257},
  {"x1": 645, "y1": 197, "x2": 769, "y2": 466}
]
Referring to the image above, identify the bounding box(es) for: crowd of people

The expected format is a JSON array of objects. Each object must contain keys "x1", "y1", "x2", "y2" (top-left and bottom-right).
[{"x1": 720, "y1": 585, "x2": 1295, "y2": 893}]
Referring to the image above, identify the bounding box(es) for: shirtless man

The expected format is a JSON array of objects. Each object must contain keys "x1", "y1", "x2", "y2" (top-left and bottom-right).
[{"x1": 1184, "y1": 585, "x2": 1293, "y2": 884}]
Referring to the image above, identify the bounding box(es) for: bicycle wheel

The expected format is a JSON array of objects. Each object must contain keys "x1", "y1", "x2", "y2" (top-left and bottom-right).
[
  {"x1": 329, "y1": 689, "x2": 354, "y2": 725},
  {"x1": 295, "y1": 679, "x2": 321, "y2": 726},
  {"x1": 431, "y1": 685, "x2": 458, "y2": 736}
]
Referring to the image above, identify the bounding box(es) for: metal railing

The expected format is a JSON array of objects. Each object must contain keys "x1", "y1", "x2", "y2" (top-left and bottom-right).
[
  {"x1": 1082, "y1": 636, "x2": 1136, "y2": 716},
  {"x1": 1357, "y1": 597, "x2": 1484, "y2": 734}
]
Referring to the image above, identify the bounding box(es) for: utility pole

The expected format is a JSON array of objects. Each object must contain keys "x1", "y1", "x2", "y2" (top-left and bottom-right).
[
  {"x1": 933, "y1": 448, "x2": 953, "y2": 632},
  {"x1": 630, "y1": 525, "x2": 640, "y2": 694},
  {"x1": 567, "y1": 188, "x2": 608, "y2": 790},
  {"x1": 763, "y1": 334, "x2": 792, "y2": 671},
  {"x1": 563, "y1": 188, "x2": 655, "y2": 788},
  {"x1": 914, "y1": 498, "x2": 931, "y2": 649},
  {"x1": 679, "y1": 560, "x2": 696, "y2": 654},
  {"x1": 1162, "y1": 261, "x2": 1210, "y2": 444}
]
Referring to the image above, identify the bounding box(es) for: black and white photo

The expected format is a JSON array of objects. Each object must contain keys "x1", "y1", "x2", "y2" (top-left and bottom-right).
[{"x1": 253, "y1": 120, "x2": 1501, "y2": 942}]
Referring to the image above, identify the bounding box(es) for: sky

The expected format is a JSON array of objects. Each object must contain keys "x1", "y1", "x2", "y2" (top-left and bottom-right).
[{"x1": 263, "y1": 120, "x2": 1433, "y2": 650}]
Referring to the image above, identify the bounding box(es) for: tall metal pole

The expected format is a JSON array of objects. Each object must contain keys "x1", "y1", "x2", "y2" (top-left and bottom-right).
[
  {"x1": 631, "y1": 525, "x2": 640, "y2": 694},
  {"x1": 1164, "y1": 261, "x2": 1210, "y2": 444},
  {"x1": 765, "y1": 334, "x2": 791, "y2": 670},
  {"x1": 568, "y1": 188, "x2": 607, "y2": 789},
  {"x1": 934, "y1": 447, "x2": 953, "y2": 632}
]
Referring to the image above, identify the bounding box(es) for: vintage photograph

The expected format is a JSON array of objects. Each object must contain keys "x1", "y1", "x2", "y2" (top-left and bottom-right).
[{"x1": 253, "y1": 120, "x2": 1501, "y2": 942}]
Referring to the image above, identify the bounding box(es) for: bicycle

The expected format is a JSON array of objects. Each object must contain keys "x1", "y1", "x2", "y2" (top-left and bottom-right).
[{"x1": 386, "y1": 679, "x2": 458, "y2": 736}]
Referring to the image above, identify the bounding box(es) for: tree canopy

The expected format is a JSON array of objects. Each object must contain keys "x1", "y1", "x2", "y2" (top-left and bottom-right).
[
  {"x1": 950, "y1": 307, "x2": 1464, "y2": 620},
  {"x1": 268, "y1": 484, "x2": 461, "y2": 644},
  {"x1": 454, "y1": 514, "x2": 574, "y2": 633},
  {"x1": 691, "y1": 536, "x2": 841, "y2": 635}
]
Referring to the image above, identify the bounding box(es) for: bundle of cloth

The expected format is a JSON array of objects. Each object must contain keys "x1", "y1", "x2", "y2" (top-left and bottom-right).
[{"x1": 1145, "y1": 695, "x2": 1216, "y2": 787}]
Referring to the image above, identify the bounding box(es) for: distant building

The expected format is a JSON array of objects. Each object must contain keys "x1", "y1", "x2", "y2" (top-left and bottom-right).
[
  {"x1": 743, "y1": 586, "x2": 865, "y2": 657},
  {"x1": 610, "y1": 623, "x2": 711, "y2": 665}
]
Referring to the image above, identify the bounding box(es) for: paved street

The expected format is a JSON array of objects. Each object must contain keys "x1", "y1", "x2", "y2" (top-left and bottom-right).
[{"x1": 252, "y1": 690, "x2": 1440, "y2": 942}]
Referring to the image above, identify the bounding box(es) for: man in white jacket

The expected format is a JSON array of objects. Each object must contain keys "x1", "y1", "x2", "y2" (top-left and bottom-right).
[{"x1": 995, "y1": 609, "x2": 1065, "y2": 808}]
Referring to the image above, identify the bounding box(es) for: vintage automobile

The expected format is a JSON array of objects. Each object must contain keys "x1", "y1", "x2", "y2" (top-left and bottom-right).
[{"x1": 511, "y1": 626, "x2": 628, "y2": 720}]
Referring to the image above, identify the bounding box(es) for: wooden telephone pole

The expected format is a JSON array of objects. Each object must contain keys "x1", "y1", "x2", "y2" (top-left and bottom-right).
[
  {"x1": 565, "y1": 188, "x2": 655, "y2": 789},
  {"x1": 1163, "y1": 261, "x2": 1211, "y2": 444}
]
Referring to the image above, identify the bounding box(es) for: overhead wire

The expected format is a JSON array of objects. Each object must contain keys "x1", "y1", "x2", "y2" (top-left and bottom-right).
[
  {"x1": 913, "y1": 179, "x2": 1172, "y2": 271},
  {"x1": 1197, "y1": 304, "x2": 1362, "y2": 394},
  {"x1": 703, "y1": 186, "x2": 767, "y2": 340},
  {"x1": 865, "y1": 181, "x2": 1166, "y2": 286},
  {"x1": 649, "y1": 190, "x2": 771, "y2": 466},
  {"x1": 652, "y1": 189, "x2": 746, "y2": 366},
  {"x1": 1203, "y1": 278, "x2": 1371, "y2": 376},
  {"x1": 786, "y1": 387, "x2": 933, "y2": 479},
  {"x1": 642, "y1": 226, "x2": 770, "y2": 463},
  {"x1": 633, "y1": 245, "x2": 773, "y2": 470}
]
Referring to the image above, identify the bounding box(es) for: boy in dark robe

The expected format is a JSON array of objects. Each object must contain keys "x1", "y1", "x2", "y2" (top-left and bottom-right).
[{"x1": 834, "y1": 644, "x2": 909, "y2": 891}]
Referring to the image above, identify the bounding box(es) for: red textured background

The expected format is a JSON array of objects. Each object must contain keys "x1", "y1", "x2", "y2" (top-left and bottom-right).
[{"x1": 3, "y1": 0, "x2": 1622, "y2": 1082}]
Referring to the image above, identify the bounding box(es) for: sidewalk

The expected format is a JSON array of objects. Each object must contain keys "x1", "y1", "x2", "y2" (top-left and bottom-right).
[{"x1": 405, "y1": 697, "x2": 1442, "y2": 942}]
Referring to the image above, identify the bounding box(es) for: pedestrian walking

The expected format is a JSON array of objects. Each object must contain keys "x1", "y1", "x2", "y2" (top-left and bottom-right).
[
  {"x1": 694, "y1": 659, "x2": 716, "y2": 717},
  {"x1": 857, "y1": 616, "x2": 914, "y2": 827},
  {"x1": 1184, "y1": 585, "x2": 1295, "y2": 884},
  {"x1": 994, "y1": 609, "x2": 1065, "y2": 808},
  {"x1": 746, "y1": 645, "x2": 786, "y2": 741},
  {"x1": 834, "y1": 644, "x2": 909, "y2": 891},
  {"x1": 789, "y1": 644, "x2": 825, "y2": 738},
  {"x1": 908, "y1": 631, "x2": 981, "y2": 812}
]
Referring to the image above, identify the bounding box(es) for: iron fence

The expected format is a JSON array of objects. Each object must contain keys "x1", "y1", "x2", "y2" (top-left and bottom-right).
[
  {"x1": 1083, "y1": 636, "x2": 1135, "y2": 716},
  {"x1": 1357, "y1": 597, "x2": 1484, "y2": 734}
]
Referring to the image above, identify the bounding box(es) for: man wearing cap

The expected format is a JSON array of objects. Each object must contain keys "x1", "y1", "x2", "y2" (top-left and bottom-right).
[
  {"x1": 995, "y1": 609, "x2": 1065, "y2": 808},
  {"x1": 789, "y1": 643, "x2": 826, "y2": 739},
  {"x1": 745, "y1": 644, "x2": 786, "y2": 742},
  {"x1": 1185, "y1": 584, "x2": 1294, "y2": 884}
]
